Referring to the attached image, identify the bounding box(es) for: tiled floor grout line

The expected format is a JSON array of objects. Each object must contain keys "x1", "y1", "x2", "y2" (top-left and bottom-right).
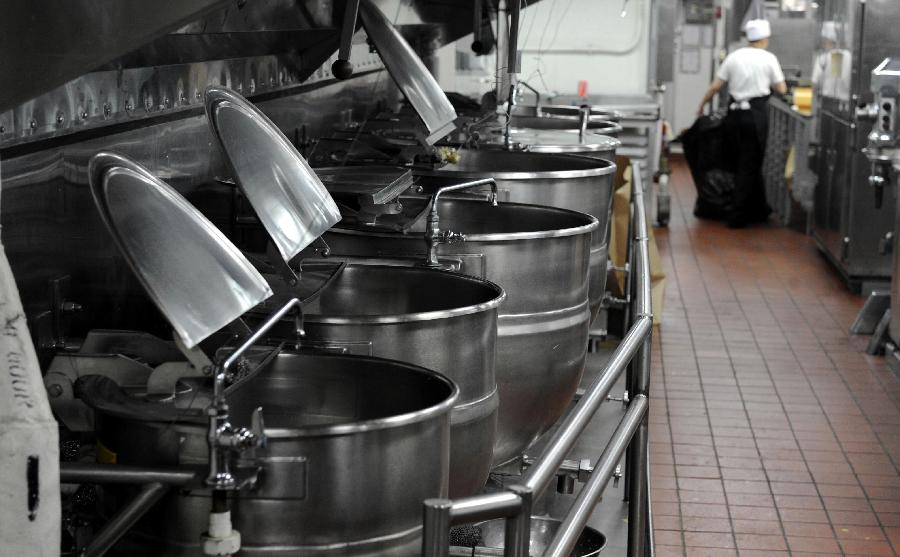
[
  {"x1": 655, "y1": 331, "x2": 688, "y2": 553},
  {"x1": 776, "y1": 271, "x2": 900, "y2": 555},
  {"x1": 715, "y1": 237, "x2": 848, "y2": 555},
  {"x1": 757, "y1": 240, "x2": 897, "y2": 548},
  {"x1": 650, "y1": 159, "x2": 900, "y2": 557},
  {"x1": 668, "y1": 168, "x2": 789, "y2": 557}
]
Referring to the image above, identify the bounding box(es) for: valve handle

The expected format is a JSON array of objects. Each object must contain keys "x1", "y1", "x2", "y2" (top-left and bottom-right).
[{"x1": 332, "y1": 0, "x2": 361, "y2": 80}]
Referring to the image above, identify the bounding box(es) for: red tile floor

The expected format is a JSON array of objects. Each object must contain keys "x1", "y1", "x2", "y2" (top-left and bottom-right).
[{"x1": 649, "y1": 158, "x2": 900, "y2": 556}]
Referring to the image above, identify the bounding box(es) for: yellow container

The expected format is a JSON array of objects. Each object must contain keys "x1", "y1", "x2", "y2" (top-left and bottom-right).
[{"x1": 793, "y1": 87, "x2": 813, "y2": 114}]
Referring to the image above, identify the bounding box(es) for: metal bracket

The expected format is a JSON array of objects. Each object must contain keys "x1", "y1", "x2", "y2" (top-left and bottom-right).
[
  {"x1": 520, "y1": 456, "x2": 594, "y2": 495},
  {"x1": 607, "y1": 390, "x2": 630, "y2": 407},
  {"x1": 266, "y1": 241, "x2": 300, "y2": 287}
]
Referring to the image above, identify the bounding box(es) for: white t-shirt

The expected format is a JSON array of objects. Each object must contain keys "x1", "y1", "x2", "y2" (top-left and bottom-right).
[{"x1": 716, "y1": 47, "x2": 786, "y2": 101}]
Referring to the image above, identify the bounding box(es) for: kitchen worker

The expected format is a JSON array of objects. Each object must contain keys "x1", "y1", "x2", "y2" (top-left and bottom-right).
[
  {"x1": 697, "y1": 19, "x2": 787, "y2": 228},
  {"x1": 811, "y1": 21, "x2": 851, "y2": 102}
]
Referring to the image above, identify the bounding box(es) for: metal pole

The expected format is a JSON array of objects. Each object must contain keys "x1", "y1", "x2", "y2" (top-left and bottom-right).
[
  {"x1": 422, "y1": 499, "x2": 453, "y2": 557},
  {"x1": 495, "y1": 0, "x2": 510, "y2": 97},
  {"x1": 59, "y1": 463, "x2": 197, "y2": 486},
  {"x1": 627, "y1": 162, "x2": 653, "y2": 557},
  {"x1": 507, "y1": 0, "x2": 521, "y2": 74},
  {"x1": 523, "y1": 316, "x2": 651, "y2": 498},
  {"x1": 450, "y1": 492, "x2": 522, "y2": 524},
  {"x1": 626, "y1": 352, "x2": 650, "y2": 557},
  {"x1": 82, "y1": 482, "x2": 168, "y2": 557},
  {"x1": 503, "y1": 485, "x2": 531, "y2": 557},
  {"x1": 543, "y1": 395, "x2": 649, "y2": 557}
]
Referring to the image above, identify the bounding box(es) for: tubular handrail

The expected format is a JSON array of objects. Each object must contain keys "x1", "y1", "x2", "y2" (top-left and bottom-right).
[
  {"x1": 421, "y1": 162, "x2": 653, "y2": 557},
  {"x1": 522, "y1": 316, "x2": 650, "y2": 498},
  {"x1": 543, "y1": 395, "x2": 649, "y2": 557}
]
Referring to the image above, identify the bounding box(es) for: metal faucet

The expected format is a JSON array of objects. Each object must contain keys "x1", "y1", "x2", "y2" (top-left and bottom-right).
[
  {"x1": 578, "y1": 105, "x2": 591, "y2": 143},
  {"x1": 515, "y1": 80, "x2": 542, "y2": 114},
  {"x1": 424, "y1": 178, "x2": 498, "y2": 267},
  {"x1": 205, "y1": 297, "x2": 305, "y2": 490}
]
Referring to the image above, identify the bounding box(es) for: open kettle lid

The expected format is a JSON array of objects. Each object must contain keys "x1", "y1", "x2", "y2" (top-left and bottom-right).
[
  {"x1": 88, "y1": 152, "x2": 273, "y2": 349},
  {"x1": 205, "y1": 86, "x2": 341, "y2": 266},
  {"x1": 358, "y1": 0, "x2": 457, "y2": 144}
]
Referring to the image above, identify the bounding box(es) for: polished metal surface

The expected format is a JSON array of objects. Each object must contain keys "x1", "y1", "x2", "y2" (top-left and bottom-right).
[
  {"x1": 325, "y1": 199, "x2": 599, "y2": 464},
  {"x1": 470, "y1": 517, "x2": 606, "y2": 557},
  {"x1": 420, "y1": 162, "x2": 654, "y2": 557},
  {"x1": 87, "y1": 153, "x2": 272, "y2": 349},
  {"x1": 205, "y1": 87, "x2": 340, "y2": 262},
  {"x1": 508, "y1": 115, "x2": 623, "y2": 136},
  {"x1": 510, "y1": 105, "x2": 619, "y2": 121},
  {"x1": 211, "y1": 85, "x2": 502, "y2": 495},
  {"x1": 0, "y1": 48, "x2": 385, "y2": 148},
  {"x1": 359, "y1": 0, "x2": 457, "y2": 144},
  {"x1": 257, "y1": 264, "x2": 506, "y2": 497},
  {"x1": 414, "y1": 150, "x2": 616, "y2": 324},
  {"x1": 87, "y1": 351, "x2": 457, "y2": 556},
  {"x1": 548, "y1": 396, "x2": 647, "y2": 557},
  {"x1": 0, "y1": 0, "x2": 231, "y2": 111},
  {"x1": 811, "y1": 0, "x2": 900, "y2": 284},
  {"x1": 480, "y1": 129, "x2": 620, "y2": 159},
  {"x1": 0, "y1": 72, "x2": 391, "y2": 361}
]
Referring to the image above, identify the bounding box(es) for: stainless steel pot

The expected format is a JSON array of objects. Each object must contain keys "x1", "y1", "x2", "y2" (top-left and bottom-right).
[
  {"x1": 325, "y1": 199, "x2": 598, "y2": 465},
  {"x1": 512, "y1": 104, "x2": 621, "y2": 122},
  {"x1": 479, "y1": 129, "x2": 620, "y2": 161},
  {"x1": 83, "y1": 351, "x2": 458, "y2": 556},
  {"x1": 452, "y1": 517, "x2": 606, "y2": 556},
  {"x1": 255, "y1": 263, "x2": 505, "y2": 498},
  {"x1": 507, "y1": 115, "x2": 622, "y2": 135},
  {"x1": 414, "y1": 150, "x2": 616, "y2": 324}
]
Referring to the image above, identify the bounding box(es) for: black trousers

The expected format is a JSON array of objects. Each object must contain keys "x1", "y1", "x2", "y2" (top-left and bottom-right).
[{"x1": 723, "y1": 97, "x2": 770, "y2": 223}]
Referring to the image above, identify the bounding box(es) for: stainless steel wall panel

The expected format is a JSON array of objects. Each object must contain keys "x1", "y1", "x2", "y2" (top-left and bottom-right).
[{"x1": 0, "y1": 73, "x2": 394, "y2": 361}]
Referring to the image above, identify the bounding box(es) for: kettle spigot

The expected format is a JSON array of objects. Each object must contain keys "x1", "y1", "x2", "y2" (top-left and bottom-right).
[
  {"x1": 293, "y1": 304, "x2": 305, "y2": 350},
  {"x1": 423, "y1": 178, "x2": 498, "y2": 267},
  {"x1": 205, "y1": 298, "x2": 303, "y2": 490}
]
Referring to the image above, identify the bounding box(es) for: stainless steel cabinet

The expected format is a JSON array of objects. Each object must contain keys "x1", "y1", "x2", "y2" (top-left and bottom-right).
[{"x1": 811, "y1": 0, "x2": 900, "y2": 289}]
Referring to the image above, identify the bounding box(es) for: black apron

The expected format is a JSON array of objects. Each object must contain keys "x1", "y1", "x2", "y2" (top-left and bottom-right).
[{"x1": 723, "y1": 95, "x2": 771, "y2": 225}]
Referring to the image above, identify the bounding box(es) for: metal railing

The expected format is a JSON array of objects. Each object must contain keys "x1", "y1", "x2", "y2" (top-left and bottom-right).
[{"x1": 421, "y1": 162, "x2": 654, "y2": 557}]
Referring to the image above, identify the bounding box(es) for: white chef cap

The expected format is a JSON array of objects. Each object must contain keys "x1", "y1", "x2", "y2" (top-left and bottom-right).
[
  {"x1": 821, "y1": 21, "x2": 839, "y2": 42},
  {"x1": 745, "y1": 19, "x2": 771, "y2": 42}
]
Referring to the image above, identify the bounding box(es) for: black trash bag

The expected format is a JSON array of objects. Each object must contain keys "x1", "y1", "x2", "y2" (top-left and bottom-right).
[
  {"x1": 694, "y1": 169, "x2": 736, "y2": 219},
  {"x1": 680, "y1": 112, "x2": 736, "y2": 220}
]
